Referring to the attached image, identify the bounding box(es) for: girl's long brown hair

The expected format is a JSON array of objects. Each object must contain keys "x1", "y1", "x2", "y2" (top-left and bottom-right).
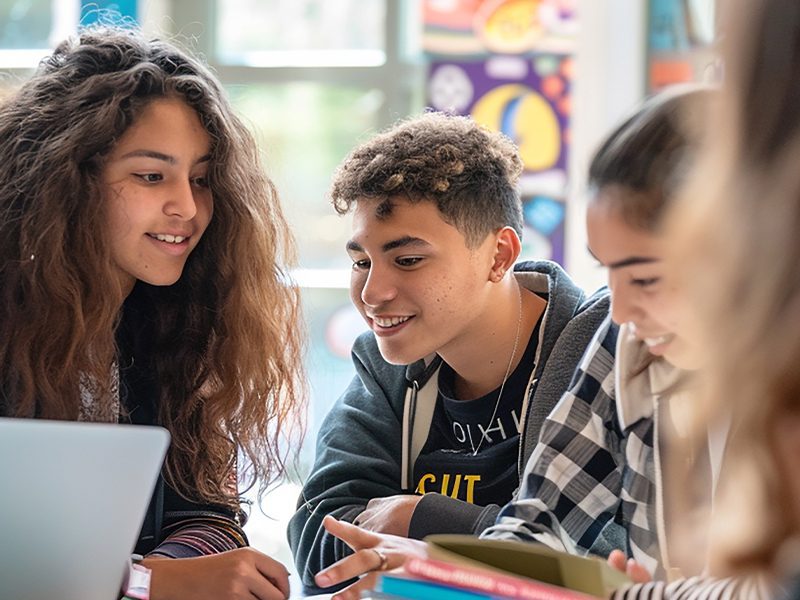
[
  {"x1": 0, "y1": 26, "x2": 306, "y2": 507},
  {"x1": 669, "y1": 0, "x2": 800, "y2": 574}
]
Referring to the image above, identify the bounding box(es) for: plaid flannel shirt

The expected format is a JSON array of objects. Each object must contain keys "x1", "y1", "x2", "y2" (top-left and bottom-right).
[{"x1": 482, "y1": 315, "x2": 666, "y2": 578}]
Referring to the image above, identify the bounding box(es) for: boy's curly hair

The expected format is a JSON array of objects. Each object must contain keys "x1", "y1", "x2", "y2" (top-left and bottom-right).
[{"x1": 330, "y1": 111, "x2": 524, "y2": 247}]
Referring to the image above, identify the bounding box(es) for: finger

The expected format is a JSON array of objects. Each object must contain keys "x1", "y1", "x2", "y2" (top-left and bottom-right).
[
  {"x1": 256, "y1": 571, "x2": 290, "y2": 600},
  {"x1": 355, "y1": 511, "x2": 383, "y2": 533},
  {"x1": 322, "y1": 514, "x2": 380, "y2": 550},
  {"x1": 253, "y1": 555, "x2": 291, "y2": 599},
  {"x1": 607, "y1": 549, "x2": 627, "y2": 573},
  {"x1": 331, "y1": 572, "x2": 379, "y2": 600},
  {"x1": 250, "y1": 578, "x2": 288, "y2": 600},
  {"x1": 626, "y1": 559, "x2": 652, "y2": 584},
  {"x1": 315, "y1": 548, "x2": 382, "y2": 589}
]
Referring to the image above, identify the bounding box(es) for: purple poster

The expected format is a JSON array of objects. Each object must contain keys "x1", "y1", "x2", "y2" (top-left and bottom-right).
[{"x1": 427, "y1": 54, "x2": 571, "y2": 264}]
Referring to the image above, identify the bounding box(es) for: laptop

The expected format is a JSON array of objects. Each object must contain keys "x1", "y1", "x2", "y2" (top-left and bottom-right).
[{"x1": 0, "y1": 418, "x2": 170, "y2": 600}]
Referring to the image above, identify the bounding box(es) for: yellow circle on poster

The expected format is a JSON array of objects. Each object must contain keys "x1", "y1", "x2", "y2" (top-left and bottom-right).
[{"x1": 471, "y1": 84, "x2": 560, "y2": 172}]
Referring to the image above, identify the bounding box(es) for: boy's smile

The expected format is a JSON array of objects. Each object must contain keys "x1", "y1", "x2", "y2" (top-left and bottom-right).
[{"x1": 348, "y1": 197, "x2": 497, "y2": 366}]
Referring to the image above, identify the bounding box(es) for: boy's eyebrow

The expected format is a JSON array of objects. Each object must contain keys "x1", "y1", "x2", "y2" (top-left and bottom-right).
[
  {"x1": 119, "y1": 149, "x2": 211, "y2": 165},
  {"x1": 586, "y1": 246, "x2": 660, "y2": 269},
  {"x1": 382, "y1": 236, "x2": 430, "y2": 252},
  {"x1": 346, "y1": 236, "x2": 431, "y2": 253}
]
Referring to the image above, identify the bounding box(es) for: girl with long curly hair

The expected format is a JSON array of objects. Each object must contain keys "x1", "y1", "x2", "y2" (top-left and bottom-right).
[
  {"x1": 0, "y1": 25, "x2": 305, "y2": 600},
  {"x1": 667, "y1": 0, "x2": 800, "y2": 596}
]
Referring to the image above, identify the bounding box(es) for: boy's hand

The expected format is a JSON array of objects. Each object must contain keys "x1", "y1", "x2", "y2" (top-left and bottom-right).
[
  {"x1": 355, "y1": 494, "x2": 422, "y2": 536},
  {"x1": 315, "y1": 515, "x2": 428, "y2": 600}
]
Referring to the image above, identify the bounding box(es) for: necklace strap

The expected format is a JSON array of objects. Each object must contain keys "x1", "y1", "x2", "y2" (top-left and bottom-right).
[{"x1": 471, "y1": 285, "x2": 523, "y2": 456}]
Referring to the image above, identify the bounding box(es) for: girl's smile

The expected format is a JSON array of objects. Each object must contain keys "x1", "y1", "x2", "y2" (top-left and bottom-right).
[
  {"x1": 102, "y1": 97, "x2": 213, "y2": 294},
  {"x1": 587, "y1": 192, "x2": 698, "y2": 369}
]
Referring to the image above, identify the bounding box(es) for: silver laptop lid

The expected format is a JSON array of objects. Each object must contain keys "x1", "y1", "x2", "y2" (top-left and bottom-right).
[{"x1": 0, "y1": 418, "x2": 170, "y2": 600}]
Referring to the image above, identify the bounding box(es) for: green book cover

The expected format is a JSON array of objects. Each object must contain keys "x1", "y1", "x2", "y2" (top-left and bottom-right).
[{"x1": 424, "y1": 534, "x2": 631, "y2": 597}]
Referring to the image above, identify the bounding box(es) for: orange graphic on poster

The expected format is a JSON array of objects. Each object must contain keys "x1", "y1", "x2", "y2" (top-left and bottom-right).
[
  {"x1": 475, "y1": 0, "x2": 542, "y2": 54},
  {"x1": 423, "y1": 0, "x2": 576, "y2": 55}
]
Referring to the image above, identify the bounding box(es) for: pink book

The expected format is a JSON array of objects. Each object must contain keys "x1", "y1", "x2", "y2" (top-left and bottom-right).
[{"x1": 404, "y1": 556, "x2": 600, "y2": 600}]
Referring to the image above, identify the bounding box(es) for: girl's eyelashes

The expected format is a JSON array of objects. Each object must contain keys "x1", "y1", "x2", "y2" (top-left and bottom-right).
[
  {"x1": 132, "y1": 173, "x2": 209, "y2": 187},
  {"x1": 134, "y1": 172, "x2": 163, "y2": 183},
  {"x1": 631, "y1": 276, "x2": 661, "y2": 288}
]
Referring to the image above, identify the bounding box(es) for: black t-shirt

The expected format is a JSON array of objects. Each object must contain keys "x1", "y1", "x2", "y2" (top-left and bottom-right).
[{"x1": 412, "y1": 318, "x2": 542, "y2": 507}]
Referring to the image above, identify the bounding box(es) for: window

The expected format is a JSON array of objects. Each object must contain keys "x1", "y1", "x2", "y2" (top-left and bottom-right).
[
  {"x1": 0, "y1": 0, "x2": 76, "y2": 68},
  {"x1": 229, "y1": 82, "x2": 384, "y2": 268},
  {"x1": 216, "y1": 0, "x2": 386, "y2": 66}
]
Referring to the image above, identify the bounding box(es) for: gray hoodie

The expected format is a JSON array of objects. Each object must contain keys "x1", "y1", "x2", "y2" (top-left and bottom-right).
[{"x1": 288, "y1": 260, "x2": 610, "y2": 593}]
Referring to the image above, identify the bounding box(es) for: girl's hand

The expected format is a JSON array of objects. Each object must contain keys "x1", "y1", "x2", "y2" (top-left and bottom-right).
[
  {"x1": 607, "y1": 549, "x2": 652, "y2": 583},
  {"x1": 144, "y1": 547, "x2": 290, "y2": 600}
]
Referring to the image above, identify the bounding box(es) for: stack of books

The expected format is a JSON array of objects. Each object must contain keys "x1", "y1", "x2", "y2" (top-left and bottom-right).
[{"x1": 369, "y1": 534, "x2": 631, "y2": 599}]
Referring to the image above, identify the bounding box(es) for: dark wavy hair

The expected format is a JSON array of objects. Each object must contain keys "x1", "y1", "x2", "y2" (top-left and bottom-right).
[
  {"x1": 588, "y1": 86, "x2": 712, "y2": 232},
  {"x1": 329, "y1": 111, "x2": 524, "y2": 247},
  {"x1": 0, "y1": 26, "x2": 306, "y2": 507}
]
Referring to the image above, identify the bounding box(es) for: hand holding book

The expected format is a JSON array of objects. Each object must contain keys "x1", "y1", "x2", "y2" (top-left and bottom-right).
[
  {"x1": 412, "y1": 534, "x2": 631, "y2": 598},
  {"x1": 317, "y1": 517, "x2": 632, "y2": 600},
  {"x1": 606, "y1": 549, "x2": 652, "y2": 584}
]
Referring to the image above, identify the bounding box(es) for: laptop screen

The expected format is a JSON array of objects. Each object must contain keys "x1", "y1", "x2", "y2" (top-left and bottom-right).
[{"x1": 0, "y1": 418, "x2": 169, "y2": 600}]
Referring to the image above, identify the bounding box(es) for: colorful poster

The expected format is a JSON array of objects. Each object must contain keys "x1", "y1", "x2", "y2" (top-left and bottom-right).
[
  {"x1": 424, "y1": 1, "x2": 575, "y2": 265},
  {"x1": 522, "y1": 194, "x2": 565, "y2": 265},
  {"x1": 423, "y1": 0, "x2": 577, "y2": 56},
  {"x1": 428, "y1": 55, "x2": 571, "y2": 177},
  {"x1": 427, "y1": 54, "x2": 570, "y2": 264}
]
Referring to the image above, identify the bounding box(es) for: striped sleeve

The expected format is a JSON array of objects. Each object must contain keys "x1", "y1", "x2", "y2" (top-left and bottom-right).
[
  {"x1": 148, "y1": 513, "x2": 248, "y2": 558},
  {"x1": 610, "y1": 574, "x2": 774, "y2": 600},
  {"x1": 147, "y1": 469, "x2": 249, "y2": 558}
]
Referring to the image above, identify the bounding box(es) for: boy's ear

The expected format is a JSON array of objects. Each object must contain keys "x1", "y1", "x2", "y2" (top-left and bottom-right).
[{"x1": 489, "y1": 226, "x2": 522, "y2": 282}]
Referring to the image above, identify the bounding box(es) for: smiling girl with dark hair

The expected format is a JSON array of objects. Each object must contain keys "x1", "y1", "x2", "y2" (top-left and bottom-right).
[{"x1": 0, "y1": 25, "x2": 305, "y2": 600}]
